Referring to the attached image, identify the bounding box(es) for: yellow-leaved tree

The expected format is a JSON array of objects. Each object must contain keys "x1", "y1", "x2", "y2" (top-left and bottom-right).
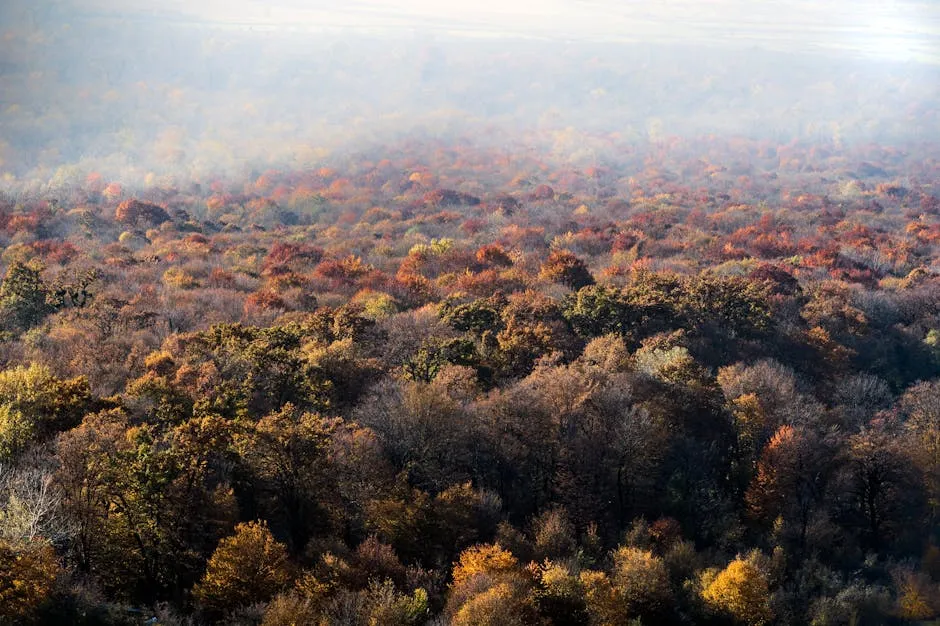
[
  {"x1": 451, "y1": 543, "x2": 519, "y2": 587},
  {"x1": 452, "y1": 582, "x2": 534, "y2": 626},
  {"x1": 611, "y1": 546, "x2": 674, "y2": 619},
  {"x1": 194, "y1": 520, "x2": 292, "y2": 614},
  {"x1": 701, "y1": 551, "x2": 774, "y2": 626},
  {"x1": 447, "y1": 543, "x2": 538, "y2": 625},
  {"x1": 0, "y1": 538, "x2": 59, "y2": 621}
]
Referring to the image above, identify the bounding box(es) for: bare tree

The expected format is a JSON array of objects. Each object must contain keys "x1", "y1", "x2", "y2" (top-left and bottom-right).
[{"x1": 0, "y1": 451, "x2": 74, "y2": 546}]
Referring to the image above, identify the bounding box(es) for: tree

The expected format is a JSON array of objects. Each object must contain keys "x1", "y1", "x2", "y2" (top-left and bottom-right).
[
  {"x1": 700, "y1": 552, "x2": 774, "y2": 626},
  {"x1": 808, "y1": 582, "x2": 892, "y2": 626},
  {"x1": 579, "y1": 334, "x2": 631, "y2": 372},
  {"x1": 472, "y1": 375, "x2": 562, "y2": 519},
  {"x1": 579, "y1": 570, "x2": 631, "y2": 625},
  {"x1": 194, "y1": 520, "x2": 292, "y2": 614},
  {"x1": 832, "y1": 373, "x2": 892, "y2": 428},
  {"x1": 327, "y1": 420, "x2": 397, "y2": 538},
  {"x1": 718, "y1": 359, "x2": 822, "y2": 477},
  {"x1": 439, "y1": 295, "x2": 504, "y2": 335},
  {"x1": 261, "y1": 591, "x2": 321, "y2": 626},
  {"x1": 447, "y1": 543, "x2": 537, "y2": 626},
  {"x1": 402, "y1": 337, "x2": 476, "y2": 383},
  {"x1": 452, "y1": 581, "x2": 536, "y2": 626},
  {"x1": 836, "y1": 425, "x2": 923, "y2": 552},
  {"x1": 0, "y1": 538, "x2": 59, "y2": 621},
  {"x1": 0, "y1": 262, "x2": 53, "y2": 335},
  {"x1": 362, "y1": 483, "x2": 433, "y2": 564},
  {"x1": 677, "y1": 274, "x2": 773, "y2": 362},
  {"x1": 53, "y1": 410, "x2": 127, "y2": 579},
  {"x1": 0, "y1": 407, "x2": 31, "y2": 463},
  {"x1": 745, "y1": 425, "x2": 835, "y2": 554},
  {"x1": 611, "y1": 546, "x2": 673, "y2": 621},
  {"x1": 0, "y1": 363, "x2": 92, "y2": 443},
  {"x1": 900, "y1": 380, "x2": 940, "y2": 523},
  {"x1": 55, "y1": 410, "x2": 237, "y2": 602},
  {"x1": 451, "y1": 543, "x2": 519, "y2": 588},
  {"x1": 532, "y1": 508, "x2": 577, "y2": 561},
  {"x1": 45, "y1": 268, "x2": 99, "y2": 310},
  {"x1": 894, "y1": 567, "x2": 940, "y2": 621},
  {"x1": 357, "y1": 580, "x2": 429, "y2": 626},
  {"x1": 114, "y1": 199, "x2": 170, "y2": 225},
  {"x1": 162, "y1": 323, "x2": 333, "y2": 419},
  {"x1": 0, "y1": 460, "x2": 71, "y2": 546},
  {"x1": 429, "y1": 482, "x2": 502, "y2": 562},
  {"x1": 236, "y1": 404, "x2": 337, "y2": 552},
  {"x1": 495, "y1": 290, "x2": 580, "y2": 378},
  {"x1": 533, "y1": 560, "x2": 589, "y2": 626},
  {"x1": 563, "y1": 285, "x2": 637, "y2": 338},
  {"x1": 354, "y1": 376, "x2": 477, "y2": 494},
  {"x1": 540, "y1": 250, "x2": 595, "y2": 290}
]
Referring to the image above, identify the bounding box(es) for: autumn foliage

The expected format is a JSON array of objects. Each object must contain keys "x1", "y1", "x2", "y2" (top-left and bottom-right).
[{"x1": 0, "y1": 132, "x2": 936, "y2": 624}]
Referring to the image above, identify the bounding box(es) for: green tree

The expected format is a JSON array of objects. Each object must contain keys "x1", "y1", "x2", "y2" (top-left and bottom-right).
[
  {"x1": 55, "y1": 410, "x2": 237, "y2": 602},
  {"x1": 163, "y1": 323, "x2": 333, "y2": 419},
  {"x1": 439, "y1": 295, "x2": 505, "y2": 335},
  {"x1": 563, "y1": 285, "x2": 637, "y2": 338},
  {"x1": 402, "y1": 337, "x2": 476, "y2": 383},
  {"x1": 0, "y1": 262, "x2": 53, "y2": 335},
  {"x1": 236, "y1": 404, "x2": 337, "y2": 552}
]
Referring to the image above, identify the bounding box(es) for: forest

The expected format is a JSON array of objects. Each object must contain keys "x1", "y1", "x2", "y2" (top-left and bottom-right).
[
  {"x1": 2, "y1": 0, "x2": 940, "y2": 623},
  {"x1": 0, "y1": 129, "x2": 938, "y2": 625}
]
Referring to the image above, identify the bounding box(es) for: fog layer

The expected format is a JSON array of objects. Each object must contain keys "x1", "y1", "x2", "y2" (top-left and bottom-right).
[{"x1": 1, "y1": 0, "x2": 938, "y2": 189}]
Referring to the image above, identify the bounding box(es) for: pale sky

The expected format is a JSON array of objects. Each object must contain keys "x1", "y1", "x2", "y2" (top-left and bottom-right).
[
  {"x1": 61, "y1": 0, "x2": 937, "y2": 61},
  {"x1": 70, "y1": 0, "x2": 936, "y2": 33}
]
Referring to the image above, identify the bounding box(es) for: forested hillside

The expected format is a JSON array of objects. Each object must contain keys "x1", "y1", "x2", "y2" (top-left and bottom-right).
[{"x1": 0, "y1": 131, "x2": 939, "y2": 624}]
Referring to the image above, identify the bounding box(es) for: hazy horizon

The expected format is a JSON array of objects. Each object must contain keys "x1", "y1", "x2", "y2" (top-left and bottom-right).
[
  {"x1": 1, "y1": 0, "x2": 939, "y2": 191},
  {"x1": 18, "y1": 1, "x2": 940, "y2": 59}
]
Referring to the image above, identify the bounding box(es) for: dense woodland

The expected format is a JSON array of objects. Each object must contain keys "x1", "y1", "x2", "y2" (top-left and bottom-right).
[{"x1": 0, "y1": 132, "x2": 938, "y2": 625}]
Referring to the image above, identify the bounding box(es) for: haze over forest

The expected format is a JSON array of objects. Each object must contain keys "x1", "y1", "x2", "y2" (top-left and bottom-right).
[
  {"x1": 2, "y1": 0, "x2": 939, "y2": 188},
  {"x1": 3, "y1": 3, "x2": 940, "y2": 625}
]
